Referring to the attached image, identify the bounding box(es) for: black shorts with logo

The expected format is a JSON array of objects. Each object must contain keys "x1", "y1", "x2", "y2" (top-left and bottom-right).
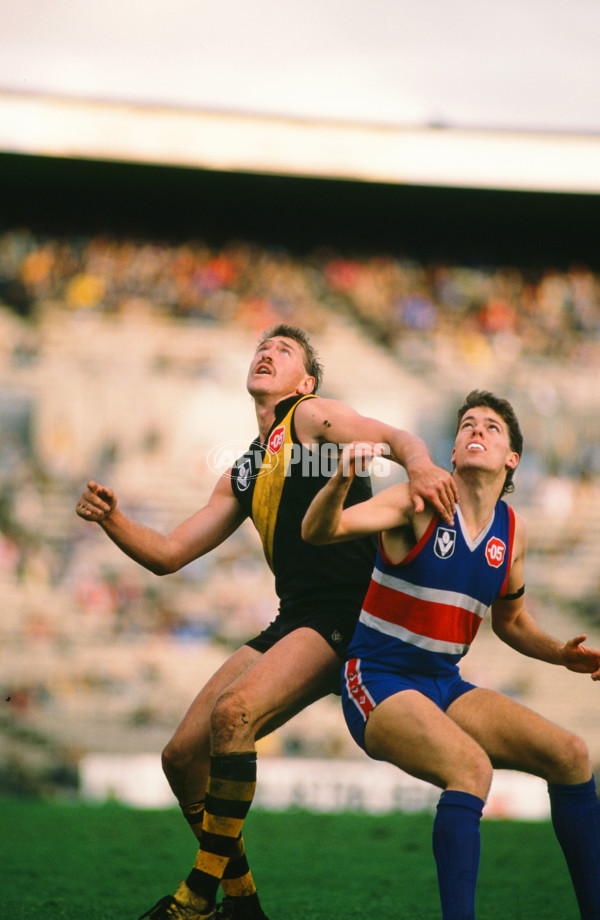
[{"x1": 245, "y1": 603, "x2": 360, "y2": 661}]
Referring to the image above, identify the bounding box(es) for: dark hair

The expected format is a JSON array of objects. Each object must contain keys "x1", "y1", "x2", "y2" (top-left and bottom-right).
[
  {"x1": 260, "y1": 324, "x2": 323, "y2": 393},
  {"x1": 456, "y1": 390, "x2": 523, "y2": 495}
]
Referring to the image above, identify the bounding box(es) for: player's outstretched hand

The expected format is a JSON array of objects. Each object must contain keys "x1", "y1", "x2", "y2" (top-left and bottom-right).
[
  {"x1": 563, "y1": 635, "x2": 600, "y2": 680},
  {"x1": 76, "y1": 480, "x2": 117, "y2": 523}
]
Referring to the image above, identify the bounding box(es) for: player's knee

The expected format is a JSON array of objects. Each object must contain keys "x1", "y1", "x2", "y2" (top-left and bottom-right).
[
  {"x1": 460, "y1": 750, "x2": 493, "y2": 799},
  {"x1": 211, "y1": 689, "x2": 256, "y2": 749},
  {"x1": 552, "y1": 731, "x2": 591, "y2": 782},
  {"x1": 162, "y1": 735, "x2": 195, "y2": 780}
]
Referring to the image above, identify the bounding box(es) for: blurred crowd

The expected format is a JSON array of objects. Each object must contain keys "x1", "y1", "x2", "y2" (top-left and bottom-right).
[
  {"x1": 1, "y1": 225, "x2": 600, "y2": 780},
  {"x1": 1, "y1": 227, "x2": 599, "y2": 365}
]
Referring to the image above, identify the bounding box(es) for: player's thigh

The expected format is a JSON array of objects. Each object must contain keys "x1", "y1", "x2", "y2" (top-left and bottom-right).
[
  {"x1": 223, "y1": 626, "x2": 343, "y2": 736},
  {"x1": 364, "y1": 689, "x2": 492, "y2": 795},
  {"x1": 447, "y1": 687, "x2": 590, "y2": 782}
]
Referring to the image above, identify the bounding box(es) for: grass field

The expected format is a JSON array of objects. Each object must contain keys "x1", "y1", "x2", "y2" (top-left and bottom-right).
[{"x1": 1, "y1": 796, "x2": 581, "y2": 919}]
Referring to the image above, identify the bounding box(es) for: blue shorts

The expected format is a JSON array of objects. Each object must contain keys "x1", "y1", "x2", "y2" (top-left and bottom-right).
[{"x1": 341, "y1": 657, "x2": 476, "y2": 752}]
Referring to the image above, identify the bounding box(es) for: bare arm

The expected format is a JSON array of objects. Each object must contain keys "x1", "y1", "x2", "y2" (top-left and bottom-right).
[
  {"x1": 491, "y1": 516, "x2": 600, "y2": 680},
  {"x1": 301, "y1": 444, "x2": 415, "y2": 545},
  {"x1": 294, "y1": 397, "x2": 458, "y2": 525},
  {"x1": 75, "y1": 474, "x2": 247, "y2": 575},
  {"x1": 492, "y1": 598, "x2": 600, "y2": 680}
]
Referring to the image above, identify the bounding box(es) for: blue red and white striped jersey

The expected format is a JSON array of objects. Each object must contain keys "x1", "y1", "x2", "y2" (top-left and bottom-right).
[{"x1": 346, "y1": 501, "x2": 516, "y2": 671}]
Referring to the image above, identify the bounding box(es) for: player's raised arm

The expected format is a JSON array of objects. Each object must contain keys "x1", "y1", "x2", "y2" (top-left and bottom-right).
[
  {"x1": 294, "y1": 396, "x2": 458, "y2": 525},
  {"x1": 75, "y1": 473, "x2": 247, "y2": 575},
  {"x1": 301, "y1": 442, "x2": 414, "y2": 545}
]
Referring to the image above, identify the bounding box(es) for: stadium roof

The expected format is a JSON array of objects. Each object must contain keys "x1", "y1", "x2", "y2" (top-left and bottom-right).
[
  {"x1": 1, "y1": 0, "x2": 599, "y2": 193},
  {"x1": 1, "y1": 91, "x2": 599, "y2": 194}
]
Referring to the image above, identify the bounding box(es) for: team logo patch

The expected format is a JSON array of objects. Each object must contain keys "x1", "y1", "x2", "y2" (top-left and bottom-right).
[
  {"x1": 434, "y1": 527, "x2": 456, "y2": 559},
  {"x1": 268, "y1": 425, "x2": 286, "y2": 454},
  {"x1": 486, "y1": 536, "x2": 506, "y2": 567},
  {"x1": 236, "y1": 458, "x2": 252, "y2": 492}
]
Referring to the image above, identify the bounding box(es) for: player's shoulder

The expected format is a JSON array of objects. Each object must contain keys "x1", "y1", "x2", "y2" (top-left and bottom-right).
[
  {"x1": 513, "y1": 508, "x2": 526, "y2": 533},
  {"x1": 295, "y1": 393, "x2": 373, "y2": 449},
  {"x1": 504, "y1": 501, "x2": 525, "y2": 529},
  {"x1": 295, "y1": 394, "x2": 354, "y2": 423},
  {"x1": 509, "y1": 506, "x2": 527, "y2": 552},
  {"x1": 295, "y1": 393, "x2": 329, "y2": 412},
  {"x1": 294, "y1": 393, "x2": 345, "y2": 435}
]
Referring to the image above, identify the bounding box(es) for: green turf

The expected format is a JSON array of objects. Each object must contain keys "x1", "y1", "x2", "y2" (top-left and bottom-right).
[{"x1": 1, "y1": 797, "x2": 581, "y2": 919}]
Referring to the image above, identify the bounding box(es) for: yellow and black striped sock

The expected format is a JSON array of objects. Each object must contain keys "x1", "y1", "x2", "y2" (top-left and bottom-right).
[
  {"x1": 181, "y1": 800, "x2": 205, "y2": 841},
  {"x1": 182, "y1": 800, "x2": 259, "y2": 901},
  {"x1": 221, "y1": 833, "x2": 258, "y2": 898},
  {"x1": 185, "y1": 752, "x2": 257, "y2": 907}
]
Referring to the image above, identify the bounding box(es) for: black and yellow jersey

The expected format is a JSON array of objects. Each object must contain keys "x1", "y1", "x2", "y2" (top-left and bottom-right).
[{"x1": 231, "y1": 394, "x2": 376, "y2": 617}]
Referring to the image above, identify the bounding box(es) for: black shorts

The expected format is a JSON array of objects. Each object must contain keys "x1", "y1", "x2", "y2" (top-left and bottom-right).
[{"x1": 245, "y1": 604, "x2": 361, "y2": 660}]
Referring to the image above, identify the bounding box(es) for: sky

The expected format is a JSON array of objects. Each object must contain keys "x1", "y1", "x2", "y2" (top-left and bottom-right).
[{"x1": 1, "y1": 0, "x2": 599, "y2": 133}]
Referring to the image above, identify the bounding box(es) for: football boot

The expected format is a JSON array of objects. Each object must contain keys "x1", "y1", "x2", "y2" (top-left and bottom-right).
[
  {"x1": 215, "y1": 894, "x2": 270, "y2": 920},
  {"x1": 138, "y1": 882, "x2": 216, "y2": 920}
]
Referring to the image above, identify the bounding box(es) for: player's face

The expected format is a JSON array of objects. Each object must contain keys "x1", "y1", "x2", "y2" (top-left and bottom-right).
[
  {"x1": 452, "y1": 406, "x2": 519, "y2": 476},
  {"x1": 246, "y1": 336, "x2": 314, "y2": 398}
]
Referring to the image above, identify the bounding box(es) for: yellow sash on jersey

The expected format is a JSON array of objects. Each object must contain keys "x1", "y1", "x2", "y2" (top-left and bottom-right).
[{"x1": 252, "y1": 394, "x2": 316, "y2": 570}]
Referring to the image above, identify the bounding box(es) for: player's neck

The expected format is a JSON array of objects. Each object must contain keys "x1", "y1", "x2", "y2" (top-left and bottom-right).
[
  {"x1": 455, "y1": 473, "x2": 503, "y2": 540},
  {"x1": 252, "y1": 390, "x2": 296, "y2": 441}
]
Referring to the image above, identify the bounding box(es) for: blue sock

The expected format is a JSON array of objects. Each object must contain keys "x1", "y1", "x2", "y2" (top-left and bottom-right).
[
  {"x1": 432, "y1": 790, "x2": 484, "y2": 920},
  {"x1": 548, "y1": 776, "x2": 600, "y2": 919}
]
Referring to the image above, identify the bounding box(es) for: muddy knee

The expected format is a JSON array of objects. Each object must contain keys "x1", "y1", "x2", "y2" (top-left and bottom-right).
[{"x1": 210, "y1": 690, "x2": 257, "y2": 751}]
